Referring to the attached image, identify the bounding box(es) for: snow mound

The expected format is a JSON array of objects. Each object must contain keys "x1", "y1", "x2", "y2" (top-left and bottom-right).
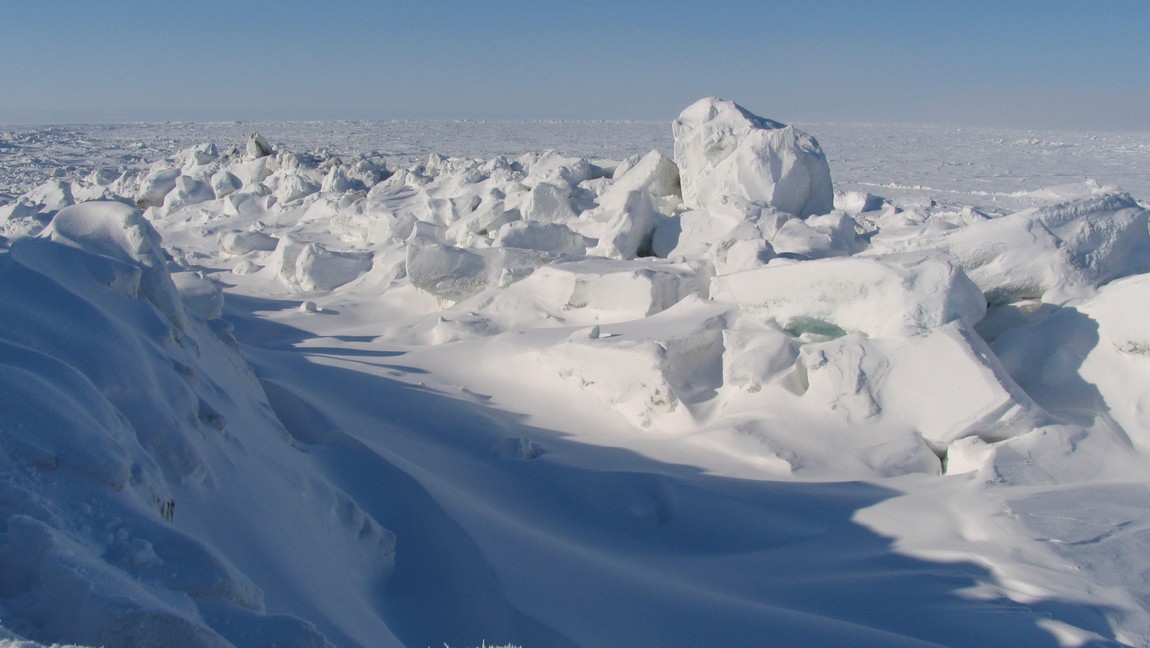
[
  {"x1": 539, "y1": 296, "x2": 729, "y2": 428},
  {"x1": 672, "y1": 97, "x2": 833, "y2": 217},
  {"x1": 39, "y1": 201, "x2": 188, "y2": 330}
]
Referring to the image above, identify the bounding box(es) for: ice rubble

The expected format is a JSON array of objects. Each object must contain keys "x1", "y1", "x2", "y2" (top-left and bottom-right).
[
  {"x1": 3, "y1": 98, "x2": 1147, "y2": 476},
  {"x1": 3, "y1": 100, "x2": 1150, "y2": 646}
]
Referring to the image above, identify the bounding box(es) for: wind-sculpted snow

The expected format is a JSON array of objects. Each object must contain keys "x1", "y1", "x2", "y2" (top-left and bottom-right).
[
  {"x1": 3, "y1": 102, "x2": 1150, "y2": 646},
  {"x1": 1, "y1": 204, "x2": 397, "y2": 647}
]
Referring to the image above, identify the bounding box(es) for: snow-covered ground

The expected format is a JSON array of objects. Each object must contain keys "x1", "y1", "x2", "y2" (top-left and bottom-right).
[{"x1": 3, "y1": 101, "x2": 1150, "y2": 647}]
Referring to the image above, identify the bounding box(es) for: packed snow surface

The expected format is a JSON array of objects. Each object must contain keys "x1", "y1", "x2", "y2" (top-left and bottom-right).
[{"x1": 3, "y1": 99, "x2": 1150, "y2": 647}]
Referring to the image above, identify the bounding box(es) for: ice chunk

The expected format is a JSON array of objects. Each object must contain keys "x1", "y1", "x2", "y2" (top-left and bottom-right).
[
  {"x1": 162, "y1": 175, "x2": 215, "y2": 211},
  {"x1": 875, "y1": 322, "x2": 1042, "y2": 447},
  {"x1": 721, "y1": 325, "x2": 800, "y2": 391},
  {"x1": 135, "y1": 167, "x2": 181, "y2": 208},
  {"x1": 219, "y1": 229, "x2": 279, "y2": 255},
  {"x1": 592, "y1": 189, "x2": 668, "y2": 260},
  {"x1": 268, "y1": 171, "x2": 321, "y2": 204},
  {"x1": 406, "y1": 244, "x2": 558, "y2": 303},
  {"x1": 405, "y1": 243, "x2": 489, "y2": 301},
  {"x1": 769, "y1": 211, "x2": 859, "y2": 259},
  {"x1": 521, "y1": 181, "x2": 578, "y2": 223},
  {"x1": 515, "y1": 149, "x2": 592, "y2": 188},
  {"x1": 672, "y1": 97, "x2": 833, "y2": 217},
  {"x1": 667, "y1": 198, "x2": 783, "y2": 272},
  {"x1": 270, "y1": 238, "x2": 373, "y2": 291},
  {"x1": 469, "y1": 258, "x2": 700, "y2": 329},
  {"x1": 26, "y1": 179, "x2": 76, "y2": 212},
  {"x1": 993, "y1": 274, "x2": 1150, "y2": 455},
  {"x1": 599, "y1": 150, "x2": 681, "y2": 203},
  {"x1": 712, "y1": 255, "x2": 986, "y2": 338},
  {"x1": 492, "y1": 221, "x2": 590, "y2": 255},
  {"x1": 210, "y1": 170, "x2": 242, "y2": 198},
  {"x1": 556, "y1": 259, "x2": 697, "y2": 320},
  {"x1": 246, "y1": 132, "x2": 272, "y2": 159}
]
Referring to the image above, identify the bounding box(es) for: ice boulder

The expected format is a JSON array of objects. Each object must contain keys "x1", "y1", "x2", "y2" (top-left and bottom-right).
[
  {"x1": 26, "y1": 179, "x2": 76, "y2": 212},
  {"x1": 246, "y1": 132, "x2": 272, "y2": 159},
  {"x1": 162, "y1": 175, "x2": 215, "y2": 212},
  {"x1": 715, "y1": 320, "x2": 1041, "y2": 475},
  {"x1": 672, "y1": 97, "x2": 833, "y2": 217},
  {"x1": 515, "y1": 150, "x2": 592, "y2": 188},
  {"x1": 712, "y1": 255, "x2": 986, "y2": 338},
  {"x1": 406, "y1": 244, "x2": 561, "y2": 304},
  {"x1": 462, "y1": 258, "x2": 701, "y2": 331},
  {"x1": 405, "y1": 243, "x2": 490, "y2": 301},
  {"x1": 182, "y1": 142, "x2": 218, "y2": 168},
  {"x1": 868, "y1": 322, "x2": 1043, "y2": 448},
  {"x1": 790, "y1": 325, "x2": 1040, "y2": 459},
  {"x1": 769, "y1": 211, "x2": 860, "y2": 259},
  {"x1": 446, "y1": 197, "x2": 518, "y2": 245},
  {"x1": 210, "y1": 170, "x2": 242, "y2": 198},
  {"x1": 270, "y1": 238, "x2": 373, "y2": 291},
  {"x1": 219, "y1": 230, "x2": 279, "y2": 256},
  {"x1": 521, "y1": 182, "x2": 578, "y2": 223},
  {"x1": 136, "y1": 167, "x2": 181, "y2": 208},
  {"x1": 492, "y1": 221, "x2": 590, "y2": 255},
  {"x1": 268, "y1": 171, "x2": 321, "y2": 205},
  {"x1": 592, "y1": 189, "x2": 673, "y2": 260},
  {"x1": 598, "y1": 150, "x2": 681, "y2": 204}
]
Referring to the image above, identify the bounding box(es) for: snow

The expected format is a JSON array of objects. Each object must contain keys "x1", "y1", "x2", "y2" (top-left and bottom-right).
[{"x1": 3, "y1": 104, "x2": 1150, "y2": 647}]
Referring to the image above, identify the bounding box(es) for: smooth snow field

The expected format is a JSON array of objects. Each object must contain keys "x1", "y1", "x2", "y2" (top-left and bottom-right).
[{"x1": 3, "y1": 100, "x2": 1150, "y2": 647}]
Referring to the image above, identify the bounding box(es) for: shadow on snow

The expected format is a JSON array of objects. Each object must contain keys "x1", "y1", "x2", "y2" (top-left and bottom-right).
[{"x1": 224, "y1": 295, "x2": 1124, "y2": 648}]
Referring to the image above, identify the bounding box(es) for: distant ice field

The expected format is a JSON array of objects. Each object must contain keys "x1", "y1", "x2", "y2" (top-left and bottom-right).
[{"x1": 4, "y1": 120, "x2": 1149, "y2": 212}]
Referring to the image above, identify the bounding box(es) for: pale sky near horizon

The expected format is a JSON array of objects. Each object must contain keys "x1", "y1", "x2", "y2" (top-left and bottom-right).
[{"x1": 2, "y1": 0, "x2": 1149, "y2": 130}]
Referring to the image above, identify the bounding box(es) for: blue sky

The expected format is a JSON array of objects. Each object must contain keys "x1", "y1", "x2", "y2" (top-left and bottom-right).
[{"x1": 2, "y1": 1, "x2": 1149, "y2": 129}]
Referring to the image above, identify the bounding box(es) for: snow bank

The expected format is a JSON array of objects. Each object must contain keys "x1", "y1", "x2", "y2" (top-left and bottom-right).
[
  {"x1": 672, "y1": 97, "x2": 833, "y2": 217},
  {"x1": 1, "y1": 203, "x2": 396, "y2": 647}
]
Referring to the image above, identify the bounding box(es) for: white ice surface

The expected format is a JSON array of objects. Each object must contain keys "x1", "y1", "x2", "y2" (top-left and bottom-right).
[{"x1": 3, "y1": 111, "x2": 1150, "y2": 647}]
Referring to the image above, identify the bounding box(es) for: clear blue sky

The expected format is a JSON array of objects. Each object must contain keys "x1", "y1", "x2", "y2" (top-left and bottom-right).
[{"x1": 2, "y1": 0, "x2": 1149, "y2": 130}]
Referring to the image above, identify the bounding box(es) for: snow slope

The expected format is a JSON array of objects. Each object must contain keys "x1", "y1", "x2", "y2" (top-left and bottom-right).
[{"x1": 3, "y1": 100, "x2": 1150, "y2": 646}]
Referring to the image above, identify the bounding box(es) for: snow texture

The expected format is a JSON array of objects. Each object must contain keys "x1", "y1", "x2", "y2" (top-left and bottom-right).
[{"x1": 3, "y1": 102, "x2": 1150, "y2": 647}]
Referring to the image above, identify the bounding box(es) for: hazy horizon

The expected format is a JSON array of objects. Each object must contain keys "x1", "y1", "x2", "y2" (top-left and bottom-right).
[{"x1": 3, "y1": 1, "x2": 1150, "y2": 132}]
